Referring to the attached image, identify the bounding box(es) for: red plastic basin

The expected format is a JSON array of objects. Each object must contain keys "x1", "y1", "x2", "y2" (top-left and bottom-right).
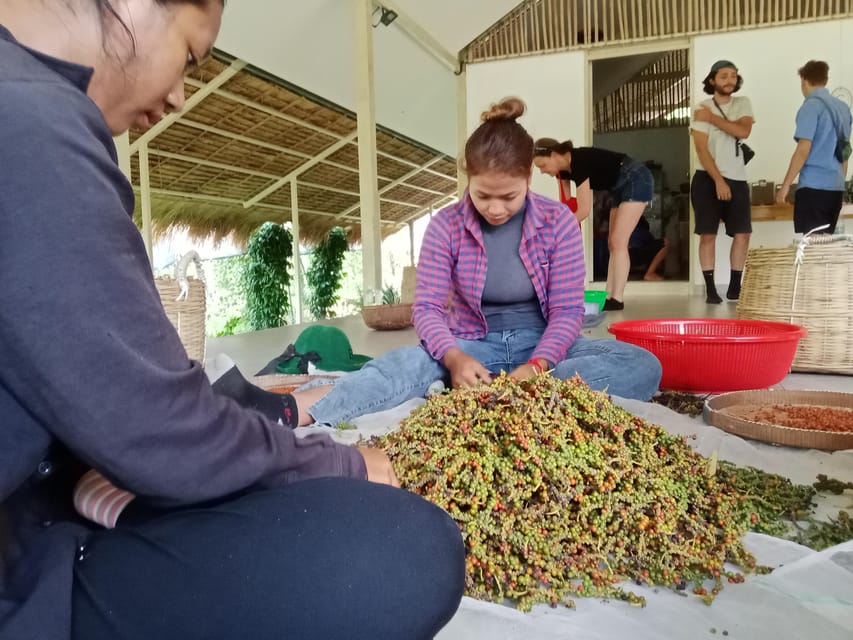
[{"x1": 608, "y1": 319, "x2": 808, "y2": 393}]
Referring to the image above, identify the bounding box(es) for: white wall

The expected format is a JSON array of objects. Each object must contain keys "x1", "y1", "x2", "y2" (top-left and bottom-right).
[
  {"x1": 216, "y1": 0, "x2": 457, "y2": 154},
  {"x1": 465, "y1": 51, "x2": 588, "y2": 202},
  {"x1": 693, "y1": 19, "x2": 853, "y2": 286}
]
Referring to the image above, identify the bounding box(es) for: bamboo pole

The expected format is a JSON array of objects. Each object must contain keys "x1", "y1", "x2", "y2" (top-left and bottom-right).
[
  {"x1": 513, "y1": 13, "x2": 522, "y2": 55},
  {"x1": 593, "y1": 0, "x2": 599, "y2": 44},
  {"x1": 617, "y1": 0, "x2": 626, "y2": 39},
  {"x1": 646, "y1": 0, "x2": 658, "y2": 36},
  {"x1": 570, "y1": 0, "x2": 577, "y2": 47},
  {"x1": 629, "y1": 0, "x2": 637, "y2": 40},
  {"x1": 543, "y1": 0, "x2": 553, "y2": 51},
  {"x1": 534, "y1": 1, "x2": 541, "y2": 51}
]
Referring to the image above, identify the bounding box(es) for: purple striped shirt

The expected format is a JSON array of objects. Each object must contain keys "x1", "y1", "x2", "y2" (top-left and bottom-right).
[{"x1": 413, "y1": 190, "x2": 585, "y2": 366}]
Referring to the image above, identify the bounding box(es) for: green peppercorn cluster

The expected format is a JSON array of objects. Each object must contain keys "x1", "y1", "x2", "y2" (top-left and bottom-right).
[
  {"x1": 379, "y1": 373, "x2": 762, "y2": 611},
  {"x1": 716, "y1": 461, "x2": 815, "y2": 538}
]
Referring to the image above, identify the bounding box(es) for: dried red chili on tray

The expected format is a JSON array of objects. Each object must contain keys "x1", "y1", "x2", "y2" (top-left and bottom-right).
[{"x1": 725, "y1": 405, "x2": 853, "y2": 433}]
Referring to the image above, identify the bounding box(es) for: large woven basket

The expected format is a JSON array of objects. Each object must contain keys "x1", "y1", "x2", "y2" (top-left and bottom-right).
[
  {"x1": 736, "y1": 234, "x2": 853, "y2": 374},
  {"x1": 361, "y1": 303, "x2": 413, "y2": 330},
  {"x1": 155, "y1": 251, "x2": 206, "y2": 362}
]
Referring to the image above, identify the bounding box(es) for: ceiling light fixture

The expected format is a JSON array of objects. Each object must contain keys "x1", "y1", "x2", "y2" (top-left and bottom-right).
[{"x1": 379, "y1": 7, "x2": 398, "y2": 26}]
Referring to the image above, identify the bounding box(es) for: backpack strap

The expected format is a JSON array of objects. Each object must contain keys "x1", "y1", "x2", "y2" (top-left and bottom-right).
[
  {"x1": 711, "y1": 98, "x2": 744, "y2": 156},
  {"x1": 807, "y1": 92, "x2": 845, "y2": 138}
]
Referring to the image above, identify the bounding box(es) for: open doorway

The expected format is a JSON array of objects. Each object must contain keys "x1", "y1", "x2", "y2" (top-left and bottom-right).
[{"x1": 590, "y1": 48, "x2": 691, "y2": 284}]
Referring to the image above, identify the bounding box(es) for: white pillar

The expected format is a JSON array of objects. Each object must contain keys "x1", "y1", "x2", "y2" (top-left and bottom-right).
[
  {"x1": 456, "y1": 69, "x2": 468, "y2": 198},
  {"x1": 408, "y1": 221, "x2": 415, "y2": 266},
  {"x1": 113, "y1": 132, "x2": 131, "y2": 180},
  {"x1": 138, "y1": 144, "x2": 154, "y2": 265},
  {"x1": 290, "y1": 177, "x2": 304, "y2": 324},
  {"x1": 355, "y1": 0, "x2": 382, "y2": 296}
]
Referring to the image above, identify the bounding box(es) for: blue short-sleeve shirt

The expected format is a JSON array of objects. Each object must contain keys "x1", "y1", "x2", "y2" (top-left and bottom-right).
[{"x1": 795, "y1": 87, "x2": 852, "y2": 191}]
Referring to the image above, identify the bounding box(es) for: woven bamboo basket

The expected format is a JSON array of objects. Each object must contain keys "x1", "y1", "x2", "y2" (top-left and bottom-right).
[
  {"x1": 155, "y1": 251, "x2": 206, "y2": 363},
  {"x1": 361, "y1": 303, "x2": 413, "y2": 330},
  {"x1": 252, "y1": 373, "x2": 328, "y2": 395},
  {"x1": 736, "y1": 234, "x2": 853, "y2": 374},
  {"x1": 704, "y1": 389, "x2": 853, "y2": 451}
]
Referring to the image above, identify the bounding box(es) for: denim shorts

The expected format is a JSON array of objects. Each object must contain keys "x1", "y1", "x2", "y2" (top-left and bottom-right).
[{"x1": 610, "y1": 158, "x2": 654, "y2": 206}]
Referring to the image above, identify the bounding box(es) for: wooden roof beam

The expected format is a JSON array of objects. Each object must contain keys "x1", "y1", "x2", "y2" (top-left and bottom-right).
[
  {"x1": 333, "y1": 155, "x2": 447, "y2": 219},
  {"x1": 184, "y1": 78, "x2": 344, "y2": 140},
  {"x1": 147, "y1": 149, "x2": 279, "y2": 179},
  {"x1": 173, "y1": 120, "x2": 448, "y2": 195},
  {"x1": 399, "y1": 194, "x2": 457, "y2": 225},
  {"x1": 243, "y1": 131, "x2": 358, "y2": 207},
  {"x1": 164, "y1": 120, "x2": 449, "y2": 197},
  {"x1": 133, "y1": 187, "x2": 364, "y2": 222},
  {"x1": 184, "y1": 76, "x2": 454, "y2": 182}
]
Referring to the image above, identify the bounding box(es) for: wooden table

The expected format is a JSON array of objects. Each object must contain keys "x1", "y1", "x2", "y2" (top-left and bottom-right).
[{"x1": 751, "y1": 202, "x2": 853, "y2": 222}]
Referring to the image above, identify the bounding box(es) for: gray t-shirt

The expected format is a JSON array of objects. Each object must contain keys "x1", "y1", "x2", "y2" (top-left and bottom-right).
[
  {"x1": 691, "y1": 95, "x2": 755, "y2": 181},
  {"x1": 479, "y1": 208, "x2": 546, "y2": 332}
]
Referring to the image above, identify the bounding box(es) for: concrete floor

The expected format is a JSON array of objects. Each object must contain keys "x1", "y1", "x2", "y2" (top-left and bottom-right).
[{"x1": 206, "y1": 293, "x2": 852, "y2": 393}]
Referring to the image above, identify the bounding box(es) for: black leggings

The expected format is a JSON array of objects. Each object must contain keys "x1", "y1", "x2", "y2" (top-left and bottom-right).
[{"x1": 71, "y1": 477, "x2": 465, "y2": 640}]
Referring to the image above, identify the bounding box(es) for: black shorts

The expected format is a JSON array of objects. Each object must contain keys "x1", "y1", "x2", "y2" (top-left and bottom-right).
[
  {"x1": 690, "y1": 170, "x2": 752, "y2": 236},
  {"x1": 793, "y1": 187, "x2": 843, "y2": 234}
]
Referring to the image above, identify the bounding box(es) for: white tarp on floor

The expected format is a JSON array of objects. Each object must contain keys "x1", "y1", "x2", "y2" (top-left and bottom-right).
[{"x1": 298, "y1": 394, "x2": 853, "y2": 640}]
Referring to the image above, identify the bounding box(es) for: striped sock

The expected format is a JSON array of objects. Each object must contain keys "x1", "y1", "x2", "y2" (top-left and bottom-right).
[{"x1": 73, "y1": 469, "x2": 136, "y2": 529}]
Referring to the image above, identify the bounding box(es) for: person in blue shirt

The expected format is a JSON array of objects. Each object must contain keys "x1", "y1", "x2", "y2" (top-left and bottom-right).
[{"x1": 777, "y1": 60, "x2": 852, "y2": 234}]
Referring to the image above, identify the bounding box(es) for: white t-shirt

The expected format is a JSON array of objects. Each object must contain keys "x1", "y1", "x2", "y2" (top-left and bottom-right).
[{"x1": 690, "y1": 95, "x2": 755, "y2": 181}]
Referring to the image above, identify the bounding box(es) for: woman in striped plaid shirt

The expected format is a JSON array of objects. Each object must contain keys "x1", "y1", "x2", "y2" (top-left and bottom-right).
[{"x1": 291, "y1": 97, "x2": 662, "y2": 427}]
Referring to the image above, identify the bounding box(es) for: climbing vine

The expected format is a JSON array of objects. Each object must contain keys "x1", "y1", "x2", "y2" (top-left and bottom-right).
[
  {"x1": 242, "y1": 222, "x2": 293, "y2": 330},
  {"x1": 306, "y1": 227, "x2": 349, "y2": 319}
]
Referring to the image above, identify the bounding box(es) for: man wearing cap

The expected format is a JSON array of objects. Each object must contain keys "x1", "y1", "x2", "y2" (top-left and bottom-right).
[
  {"x1": 776, "y1": 60, "x2": 851, "y2": 235},
  {"x1": 690, "y1": 59, "x2": 755, "y2": 303}
]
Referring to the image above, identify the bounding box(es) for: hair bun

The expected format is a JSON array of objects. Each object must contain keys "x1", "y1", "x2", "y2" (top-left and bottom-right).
[{"x1": 480, "y1": 96, "x2": 526, "y2": 123}]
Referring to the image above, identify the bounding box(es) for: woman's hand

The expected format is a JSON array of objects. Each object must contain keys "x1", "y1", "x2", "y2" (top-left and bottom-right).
[
  {"x1": 358, "y1": 447, "x2": 400, "y2": 487},
  {"x1": 442, "y1": 348, "x2": 492, "y2": 389},
  {"x1": 508, "y1": 363, "x2": 539, "y2": 379}
]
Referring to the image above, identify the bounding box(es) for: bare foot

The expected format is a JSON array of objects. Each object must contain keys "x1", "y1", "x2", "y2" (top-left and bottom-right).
[
  {"x1": 643, "y1": 272, "x2": 664, "y2": 281},
  {"x1": 292, "y1": 384, "x2": 334, "y2": 426}
]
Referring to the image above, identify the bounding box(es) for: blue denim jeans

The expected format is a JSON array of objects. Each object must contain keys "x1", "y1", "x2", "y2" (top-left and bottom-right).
[{"x1": 309, "y1": 331, "x2": 662, "y2": 425}]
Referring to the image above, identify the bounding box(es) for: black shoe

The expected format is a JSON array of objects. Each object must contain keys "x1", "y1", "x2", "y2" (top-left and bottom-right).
[
  {"x1": 602, "y1": 297, "x2": 624, "y2": 311},
  {"x1": 726, "y1": 287, "x2": 740, "y2": 301},
  {"x1": 706, "y1": 290, "x2": 723, "y2": 304}
]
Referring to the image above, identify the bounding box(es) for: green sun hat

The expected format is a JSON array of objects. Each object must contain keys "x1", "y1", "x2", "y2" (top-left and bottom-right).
[{"x1": 275, "y1": 325, "x2": 372, "y2": 374}]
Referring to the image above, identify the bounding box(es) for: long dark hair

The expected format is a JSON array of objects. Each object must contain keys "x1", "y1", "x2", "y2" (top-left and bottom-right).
[{"x1": 462, "y1": 97, "x2": 534, "y2": 178}]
